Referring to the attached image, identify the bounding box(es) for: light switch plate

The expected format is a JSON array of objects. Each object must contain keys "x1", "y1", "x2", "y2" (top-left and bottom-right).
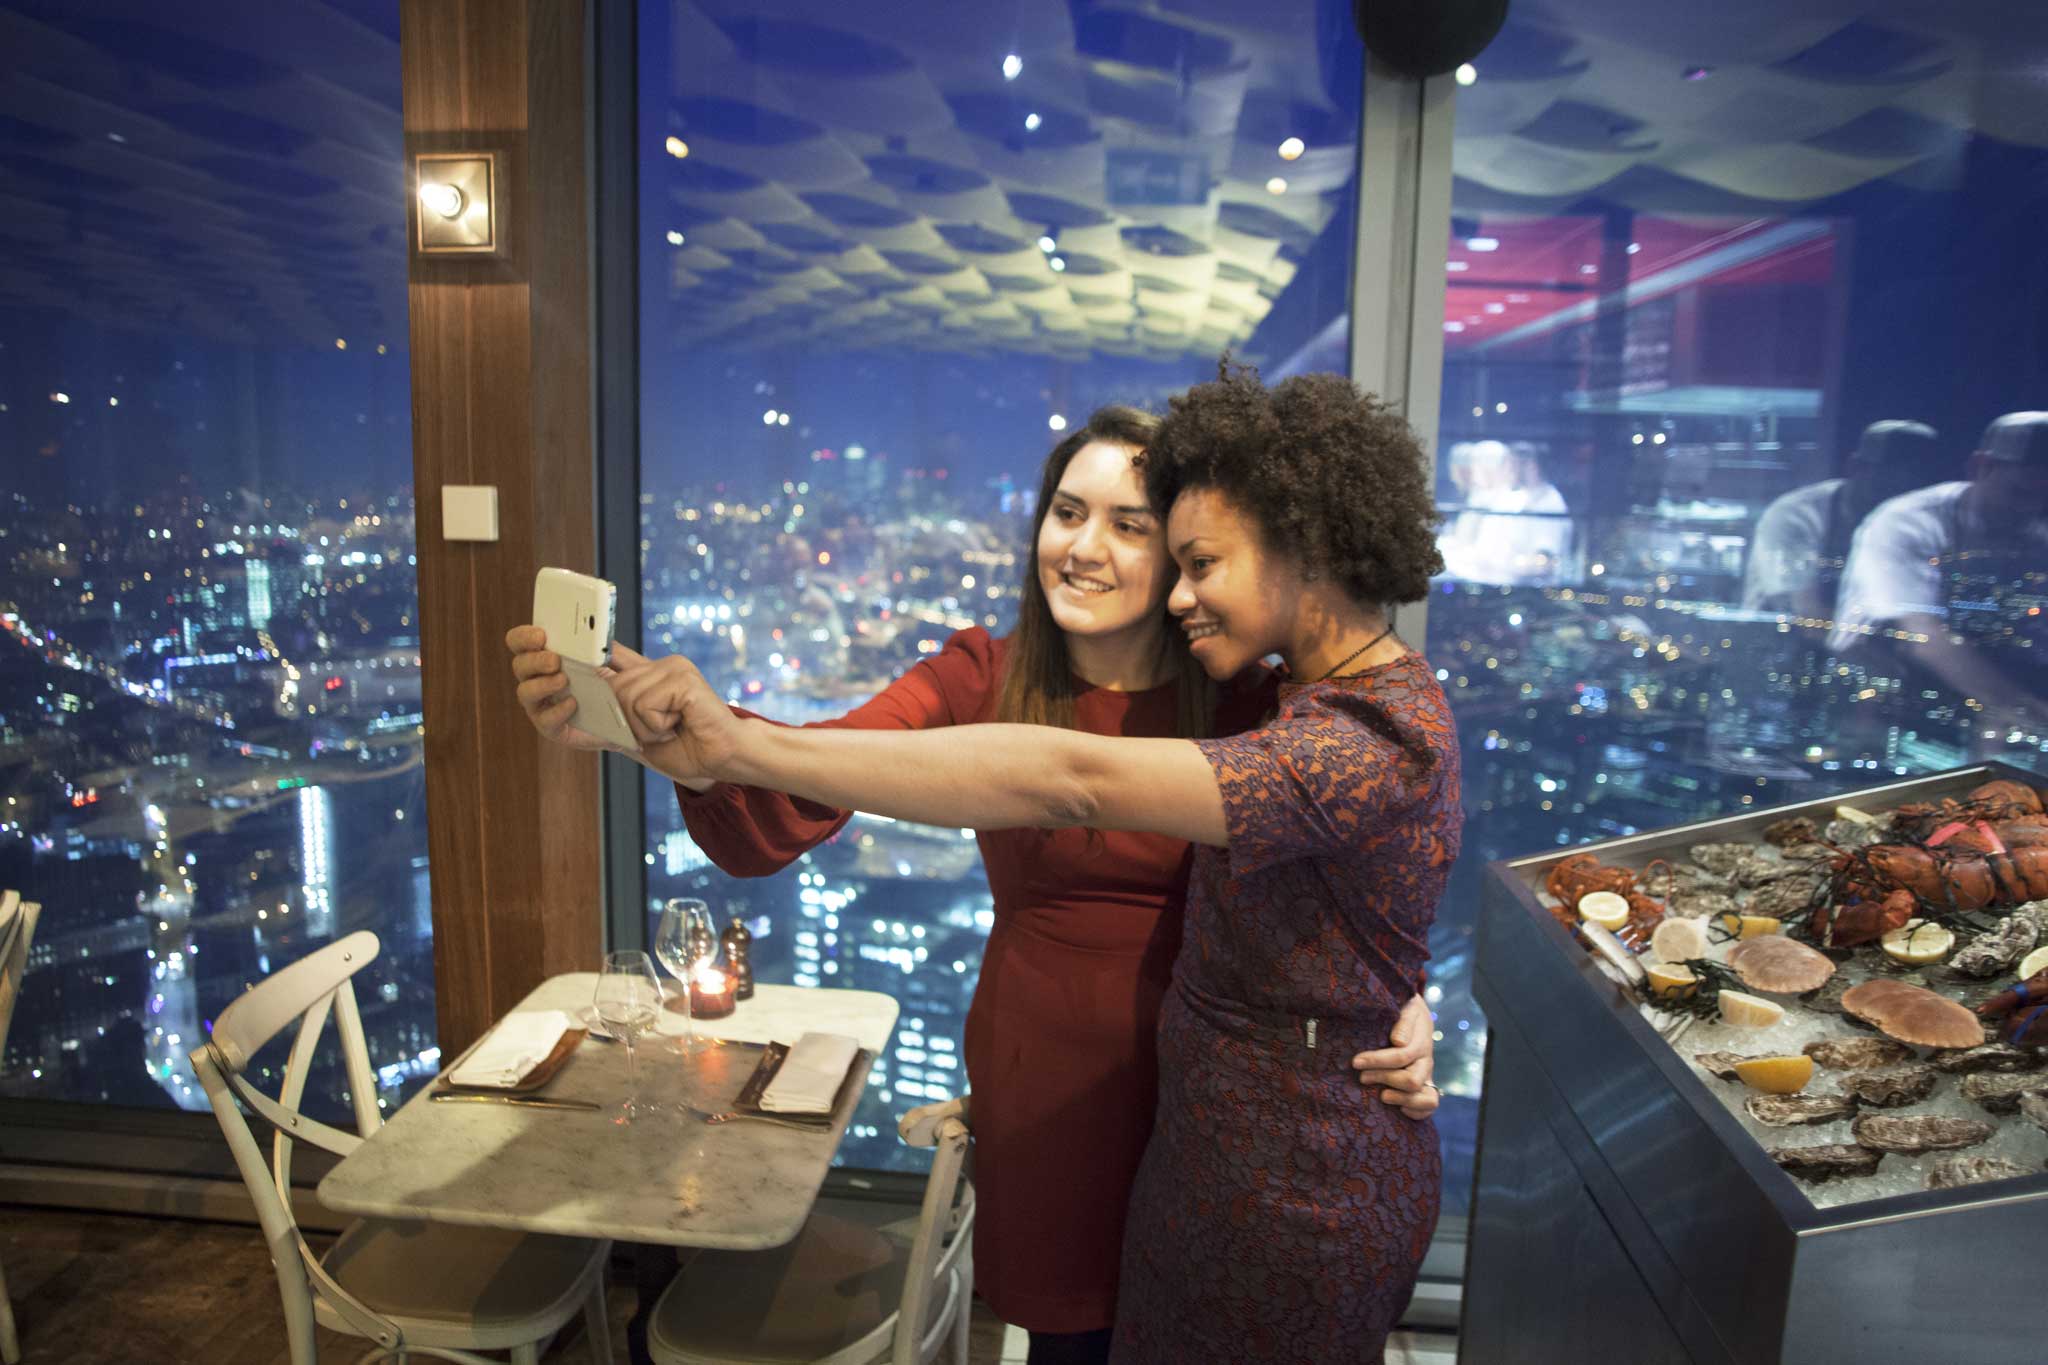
[{"x1": 442, "y1": 484, "x2": 500, "y2": 542}]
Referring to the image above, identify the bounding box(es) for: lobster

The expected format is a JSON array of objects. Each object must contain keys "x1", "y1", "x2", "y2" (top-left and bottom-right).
[
  {"x1": 1811, "y1": 842, "x2": 2048, "y2": 947},
  {"x1": 1890, "y1": 780, "x2": 2048, "y2": 854},
  {"x1": 1545, "y1": 852, "x2": 1666, "y2": 948},
  {"x1": 1977, "y1": 966, "x2": 2048, "y2": 1048}
]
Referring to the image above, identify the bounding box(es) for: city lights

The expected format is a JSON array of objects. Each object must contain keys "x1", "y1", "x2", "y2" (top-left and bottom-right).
[
  {"x1": 1023, "y1": 111, "x2": 1042, "y2": 132},
  {"x1": 1456, "y1": 63, "x2": 1478, "y2": 85},
  {"x1": 1001, "y1": 53, "x2": 1022, "y2": 80},
  {"x1": 664, "y1": 135, "x2": 689, "y2": 158},
  {"x1": 1278, "y1": 136, "x2": 1305, "y2": 160},
  {"x1": 1047, "y1": 413, "x2": 1067, "y2": 431},
  {"x1": 1265, "y1": 176, "x2": 1288, "y2": 195}
]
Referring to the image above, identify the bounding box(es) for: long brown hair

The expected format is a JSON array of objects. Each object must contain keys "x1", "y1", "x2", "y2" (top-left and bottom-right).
[{"x1": 995, "y1": 405, "x2": 1214, "y2": 738}]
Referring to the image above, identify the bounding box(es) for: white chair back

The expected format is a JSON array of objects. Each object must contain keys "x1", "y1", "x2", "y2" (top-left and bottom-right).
[
  {"x1": 188, "y1": 930, "x2": 401, "y2": 1362},
  {"x1": 0, "y1": 891, "x2": 37, "y2": 1056},
  {"x1": 891, "y1": 1116, "x2": 974, "y2": 1365}
]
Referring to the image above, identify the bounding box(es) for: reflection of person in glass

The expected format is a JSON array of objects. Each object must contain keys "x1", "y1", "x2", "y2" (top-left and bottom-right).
[
  {"x1": 1741, "y1": 419, "x2": 1938, "y2": 616},
  {"x1": 1436, "y1": 438, "x2": 1572, "y2": 585},
  {"x1": 1830, "y1": 412, "x2": 2048, "y2": 740},
  {"x1": 507, "y1": 404, "x2": 1439, "y2": 1365},
  {"x1": 607, "y1": 369, "x2": 1461, "y2": 1365}
]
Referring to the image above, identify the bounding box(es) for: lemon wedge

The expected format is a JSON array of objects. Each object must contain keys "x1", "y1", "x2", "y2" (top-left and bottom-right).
[
  {"x1": 1734, "y1": 1055, "x2": 1814, "y2": 1094},
  {"x1": 2016, "y1": 945, "x2": 2048, "y2": 982},
  {"x1": 1577, "y1": 891, "x2": 1631, "y2": 932},
  {"x1": 1651, "y1": 917, "x2": 1710, "y2": 964},
  {"x1": 1645, "y1": 962, "x2": 1698, "y2": 1002},
  {"x1": 1718, "y1": 990, "x2": 1785, "y2": 1028},
  {"x1": 1880, "y1": 919, "x2": 1954, "y2": 966},
  {"x1": 1716, "y1": 913, "x2": 1784, "y2": 940}
]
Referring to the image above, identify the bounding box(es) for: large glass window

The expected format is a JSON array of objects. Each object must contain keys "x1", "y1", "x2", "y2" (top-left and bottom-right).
[
  {"x1": 638, "y1": 1, "x2": 1364, "y2": 1168},
  {"x1": 0, "y1": 2, "x2": 434, "y2": 1121},
  {"x1": 1426, "y1": 2, "x2": 2048, "y2": 1199}
]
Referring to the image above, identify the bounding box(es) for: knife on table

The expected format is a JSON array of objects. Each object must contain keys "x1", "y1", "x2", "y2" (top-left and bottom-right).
[{"x1": 430, "y1": 1091, "x2": 600, "y2": 1111}]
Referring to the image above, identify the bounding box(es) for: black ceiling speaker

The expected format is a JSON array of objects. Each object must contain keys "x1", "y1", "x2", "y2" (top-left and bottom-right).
[{"x1": 1351, "y1": 0, "x2": 1510, "y2": 77}]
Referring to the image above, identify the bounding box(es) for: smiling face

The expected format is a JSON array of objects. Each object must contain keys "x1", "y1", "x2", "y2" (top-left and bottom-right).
[
  {"x1": 1035, "y1": 440, "x2": 1175, "y2": 641},
  {"x1": 1166, "y1": 486, "x2": 1305, "y2": 679}
]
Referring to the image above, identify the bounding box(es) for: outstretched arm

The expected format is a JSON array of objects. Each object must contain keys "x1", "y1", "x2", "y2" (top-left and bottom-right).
[{"x1": 615, "y1": 654, "x2": 1229, "y2": 846}]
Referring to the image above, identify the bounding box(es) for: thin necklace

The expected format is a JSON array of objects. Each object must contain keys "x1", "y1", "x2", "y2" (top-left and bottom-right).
[{"x1": 1311, "y1": 623, "x2": 1397, "y2": 682}]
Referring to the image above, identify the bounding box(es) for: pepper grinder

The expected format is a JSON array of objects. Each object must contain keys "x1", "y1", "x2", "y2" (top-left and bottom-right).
[{"x1": 721, "y1": 915, "x2": 755, "y2": 1000}]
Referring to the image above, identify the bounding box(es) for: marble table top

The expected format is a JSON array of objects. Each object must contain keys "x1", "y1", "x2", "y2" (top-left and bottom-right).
[{"x1": 317, "y1": 977, "x2": 899, "y2": 1250}]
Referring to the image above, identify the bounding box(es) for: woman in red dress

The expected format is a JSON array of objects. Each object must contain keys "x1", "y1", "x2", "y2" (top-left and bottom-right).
[
  {"x1": 508, "y1": 406, "x2": 1439, "y2": 1364},
  {"x1": 605, "y1": 366, "x2": 1461, "y2": 1363}
]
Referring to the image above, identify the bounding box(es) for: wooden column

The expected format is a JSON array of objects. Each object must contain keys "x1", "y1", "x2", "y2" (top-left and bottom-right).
[{"x1": 401, "y1": 0, "x2": 601, "y2": 1056}]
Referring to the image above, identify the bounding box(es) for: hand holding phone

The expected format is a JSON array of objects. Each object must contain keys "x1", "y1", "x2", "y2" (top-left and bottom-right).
[{"x1": 526, "y1": 568, "x2": 641, "y2": 752}]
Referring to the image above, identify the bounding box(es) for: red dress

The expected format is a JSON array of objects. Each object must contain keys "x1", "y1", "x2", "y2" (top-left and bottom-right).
[{"x1": 677, "y1": 627, "x2": 1273, "y2": 1332}]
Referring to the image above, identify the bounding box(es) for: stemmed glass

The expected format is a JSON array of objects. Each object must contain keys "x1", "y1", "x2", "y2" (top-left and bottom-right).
[
  {"x1": 654, "y1": 898, "x2": 721, "y2": 1055},
  {"x1": 592, "y1": 951, "x2": 662, "y2": 1124}
]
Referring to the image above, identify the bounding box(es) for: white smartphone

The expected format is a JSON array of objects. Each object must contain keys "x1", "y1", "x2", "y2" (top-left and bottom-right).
[{"x1": 531, "y1": 568, "x2": 641, "y2": 752}]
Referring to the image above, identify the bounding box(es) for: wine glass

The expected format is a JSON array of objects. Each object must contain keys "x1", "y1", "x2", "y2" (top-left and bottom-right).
[
  {"x1": 655, "y1": 898, "x2": 721, "y2": 1054},
  {"x1": 592, "y1": 951, "x2": 662, "y2": 1124}
]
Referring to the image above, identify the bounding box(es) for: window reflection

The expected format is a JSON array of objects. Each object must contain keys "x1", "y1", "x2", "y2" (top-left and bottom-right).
[{"x1": 1427, "y1": 1, "x2": 2048, "y2": 1208}]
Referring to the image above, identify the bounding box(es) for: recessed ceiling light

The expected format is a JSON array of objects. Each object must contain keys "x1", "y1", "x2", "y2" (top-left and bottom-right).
[{"x1": 1455, "y1": 64, "x2": 1477, "y2": 86}]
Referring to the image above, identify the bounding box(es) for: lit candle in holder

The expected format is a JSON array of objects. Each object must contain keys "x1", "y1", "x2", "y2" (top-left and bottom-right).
[{"x1": 689, "y1": 964, "x2": 737, "y2": 1020}]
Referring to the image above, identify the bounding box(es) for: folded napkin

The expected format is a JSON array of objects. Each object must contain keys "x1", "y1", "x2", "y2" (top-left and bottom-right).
[
  {"x1": 448, "y1": 1009, "x2": 575, "y2": 1089},
  {"x1": 761, "y1": 1031, "x2": 859, "y2": 1114}
]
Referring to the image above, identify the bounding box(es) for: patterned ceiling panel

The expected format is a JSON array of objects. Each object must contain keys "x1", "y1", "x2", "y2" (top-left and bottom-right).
[{"x1": 4, "y1": 1, "x2": 2047, "y2": 356}]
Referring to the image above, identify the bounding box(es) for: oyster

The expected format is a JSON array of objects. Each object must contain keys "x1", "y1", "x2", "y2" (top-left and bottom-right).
[
  {"x1": 1824, "y1": 817, "x2": 1882, "y2": 850},
  {"x1": 1745, "y1": 874, "x2": 1825, "y2": 921},
  {"x1": 1761, "y1": 815, "x2": 1820, "y2": 849},
  {"x1": 1851, "y1": 1113, "x2": 1994, "y2": 1154},
  {"x1": 1733, "y1": 854, "x2": 1803, "y2": 889},
  {"x1": 1745, "y1": 1092, "x2": 1857, "y2": 1127},
  {"x1": 1802, "y1": 974, "x2": 1856, "y2": 1018},
  {"x1": 1927, "y1": 1155, "x2": 2032, "y2": 1190},
  {"x1": 1804, "y1": 1037, "x2": 1912, "y2": 1071},
  {"x1": 2021, "y1": 1089, "x2": 2048, "y2": 1137},
  {"x1": 1840, "y1": 980, "x2": 1984, "y2": 1049},
  {"x1": 1674, "y1": 890, "x2": 1741, "y2": 922},
  {"x1": 1771, "y1": 1142, "x2": 1882, "y2": 1182},
  {"x1": 1693, "y1": 1050, "x2": 1760, "y2": 1081},
  {"x1": 1958, "y1": 1073, "x2": 2048, "y2": 1115},
  {"x1": 1688, "y1": 843, "x2": 1753, "y2": 878},
  {"x1": 1931, "y1": 1042, "x2": 2046, "y2": 1075},
  {"x1": 1729, "y1": 936, "x2": 1836, "y2": 993},
  {"x1": 1838, "y1": 1065, "x2": 1939, "y2": 1108},
  {"x1": 1949, "y1": 915, "x2": 2040, "y2": 979}
]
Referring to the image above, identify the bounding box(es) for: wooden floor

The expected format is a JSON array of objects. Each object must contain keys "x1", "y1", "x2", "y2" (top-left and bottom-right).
[
  {"x1": 0, "y1": 1204, "x2": 1011, "y2": 1365},
  {"x1": 0, "y1": 1205, "x2": 1455, "y2": 1363}
]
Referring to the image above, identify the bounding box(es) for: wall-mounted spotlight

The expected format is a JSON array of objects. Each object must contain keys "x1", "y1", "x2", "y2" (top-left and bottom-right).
[{"x1": 414, "y1": 151, "x2": 497, "y2": 255}]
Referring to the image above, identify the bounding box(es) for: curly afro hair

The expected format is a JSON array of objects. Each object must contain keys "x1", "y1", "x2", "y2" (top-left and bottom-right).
[{"x1": 1142, "y1": 358, "x2": 1445, "y2": 606}]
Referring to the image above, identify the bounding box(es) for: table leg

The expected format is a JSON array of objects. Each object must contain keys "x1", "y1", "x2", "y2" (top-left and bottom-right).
[{"x1": 624, "y1": 1242, "x2": 680, "y2": 1365}]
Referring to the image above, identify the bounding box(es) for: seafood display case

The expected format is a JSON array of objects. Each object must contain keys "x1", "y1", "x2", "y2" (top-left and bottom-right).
[{"x1": 1461, "y1": 764, "x2": 2048, "y2": 1365}]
